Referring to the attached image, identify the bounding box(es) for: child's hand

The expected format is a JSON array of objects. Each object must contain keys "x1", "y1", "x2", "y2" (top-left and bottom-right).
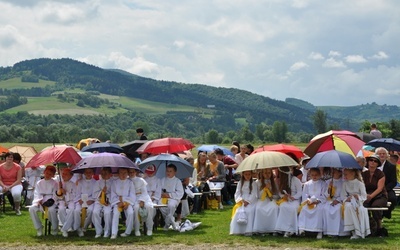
[
  {"x1": 353, "y1": 194, "x2": 359, "y2": 200},
  {"x1": 331, "y1": 200, "x2": 340, "y2": 206},
  {"x1": 123, "y1": 202, "x2": 130, "y2": 210},
  {"x1": 243, "y1": 200, "x2": 249, "y2": 207}
]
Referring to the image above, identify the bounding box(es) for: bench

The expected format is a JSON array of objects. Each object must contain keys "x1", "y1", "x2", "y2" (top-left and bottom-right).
[{"x1": 365, "y1": 202, "x2": 391, "y2": 211}]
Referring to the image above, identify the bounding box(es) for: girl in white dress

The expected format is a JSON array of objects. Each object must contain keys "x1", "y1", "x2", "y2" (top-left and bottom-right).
[
  {"x1": 275, "y1": 167, "x2": 302, "y2": 237},
  {"x1": 230, "y1": 170, "x2": 257, "y2": 236},
  {"x1": 340, "y1": 168, "x2": 370, "y2": 239},
  {"x1": 253, "y1": 168, "x2": 279, "y2": 234},
  {"x1": 298, "y1": 168, "x2": 327, "y2": 239},
  {"x1": 322, "y1": 168, "x2": 348, "y2": 237}
]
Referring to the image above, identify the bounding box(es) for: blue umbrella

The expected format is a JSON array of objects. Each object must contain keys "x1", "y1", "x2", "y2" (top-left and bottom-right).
[
  {"x1": 365, "y1": 138, "x2": 400, "y2": 152},
  {"x1": 305, "y1": 150, "x2": 361, "y2": 169},
  {"x1": 139, "y1": 153, "x2": 194, "y2": 179},
  {"x1": 81, "y1": 142, "x2": 123, "y2": 154},
  {"x1": 197, "y1": 144, "x2": 234, "y2": 156}
]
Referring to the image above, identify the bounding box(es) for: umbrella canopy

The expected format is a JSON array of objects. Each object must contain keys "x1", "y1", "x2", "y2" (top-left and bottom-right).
[
  {"x1": 81, "y1": 142, "x2": 123, "y2": 154},
  {"x1": 305, "y1": 150, "x2": 361, "y2": 169},
  {"x1": 355, "y1": 132, "x2": 377, "y2": 143},
  {"x1": 235, "y1": 151, "x2": 299, "y2": 173},
  {"x1": 120, "y1": 140, "x2": 148, "y2": 160},
  {"x1": 365, "y1": 138, "x2": 400, "y2": 152},
  {"x1": 8, "y1": 145, "x2": 38, "y2": 164},
  {"x1": 26, "y1": 146, "x2": 82, "y2": 168},
  {"x1": 41, "y1": 144, "x2": 79, "y2": 152},
  {"x1": 304, "y1": 130, "x2": 365, "y2": 158},
  {"x1": 136, "y1": 137, "x2": 195, "y2": 155},
  {"x1": 72, "y1": 152, "x2": 138, "y2": 174},
  {"x1": 0, "y1": 145, "x2": 9, "y2": 154},
  {"x1": 251, "y1": 144, "x2": 304, "y2": 160},
  {"x1": 197, "y1": 144, "x2": 234, "y2": 156},
  {"x1": 139, "y1": 153, "x2": 194, "y2": 179},
  {"x1": 76, "y1": 138, "x2": 101, "y2": 150}
]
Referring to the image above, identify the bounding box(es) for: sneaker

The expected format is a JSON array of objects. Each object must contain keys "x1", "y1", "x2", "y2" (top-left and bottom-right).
[
  {"x1": 134, "y1": 231, "x2": 140, "y2": 236},
  {"x1": 219, "y1": 203, "x2": 224, "y2": 209},
  {"x1": 77, "y1": 229, "x2": 84, "y2": 237},
  {"x1": 51, "y1": 230, "x2": 58, "y2": 236},
  {"x1": 283, "y1": 232, "x2": 293, "y2": 238},
  {"x1": 61, "y1": 230, "x2": 68, "y2": 238},
  {"x1": 16, "y1": 209, "x2": 21, "y2": 216},
  {"x1": 110, "y1": 234, "x2": 117, "y2": 239},
  {"x1": 95, "y1": 234, "x2": 101, "y2": 238},
  {"x1": 121, "y1": 232, "x2": 130, "y2": 237},
  {"x1": 146, "y1": 230, "x2": 152, "y2": 236},
  {"x1": 36, "y1": 228, "x2": 43, "y2": 237},
  {"x1": 350, "y1": 235, "x2": 360, "y2": 240},
  {"x1": 316, "y1": 232, "x2": 323, "y2": 239},
  {"x1": 103, "y1": 234, "x2": 110, "y2": 238}
]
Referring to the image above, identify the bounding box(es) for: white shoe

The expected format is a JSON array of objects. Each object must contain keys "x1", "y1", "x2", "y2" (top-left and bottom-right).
[
  {"x1": 299, "y1": 230, "x2": 305, "y2": 237},
  {"x1": 147, "y1": 230, "x2": 152, "y2": 236},
  {"x1": 350, "y1": 235, "x2": 360, "y2": 240},
  {"x1": 95, "y1": 234, "x2": 101, "y2": 238},
  {"x1": 16, "y1": 209, "x2": 21, "y2": 216},
  {"x1": 61, "y1": 230, "x2": 68, "y2": 238},
  {"x1": 77, "y1": 229, "x2": 84, "y2": 237},
  {"x1": 51, "y1": 230, "x2": 58, "y2": 236},
  {"x1": 110, "y1": 234, "x2": 117, "y2": 239},
  {"x1": 121, "y1": 232, "x2": 130, "y2": 237},
  {"x1": 219, "y1": 203, "x2": 224, "y2": 209},
  {"x1": 36, "y1": 228, "x2": 43, "y2": 237},
  {"x1": 316, "y1": 232, "x2": 323, "y2": 239},
  {"x1": 134, "y1": 231, "x2": 140, "y2": 236},
  {"x1": 103, "y1": 234, "x2": 110, "y2": 238},
  {"x1": 283, "y1": 232, "x2": 293, "y2": 238}
]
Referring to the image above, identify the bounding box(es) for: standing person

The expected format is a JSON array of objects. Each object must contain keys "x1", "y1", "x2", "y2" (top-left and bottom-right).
[
  {"x1": 370, "y1": 123, "x2": 382, "y2": 138},
  {"x1": 341, "y1": 168, "x2": 370, "y2": 239},
  {"x1": 362, "y1": 155, "x2": 387, "y2": 236},
  {"x1": 92, "y1": 167, "x2": 113, "y2": 238},
  {"x1": 375, "y1": 147, "x2": 397, "y2": 219},
  {"x1": 58, "y1": 168, "x2": 78, "y2": 238},
  {"x1": 159, "y1": 164, "x2": 184, "y2": 231},
  {"x1": 128, "y1": 168, "x2": 154, "y2": 236},
  {"x1": 28, "y1": 165, "x2": 59, "y2": 236},
  {"x1": 323, "y1": 168, "x2": 347, "y2": 237},
  {"x1": 298, "y1": 168, "x2": 327, "y2": 239},
  {"x1": 136, "y1": 128, "x2": 148, "y2": 140},
  {"x1": 275, "y1": 166, "x2": 302, "y2": 237},
  {"x1": 110, "y1": 167, "x2": 135, "y2": 239},
  {"x1": 230, "y1": 170, "x2": 257, "y2": 236},
  {"x1": 0, "y1": 152, "x2": 23, "y2": 215},
  {"x1": 252, "y1": 168, "x2": 279, "y2": 235}
]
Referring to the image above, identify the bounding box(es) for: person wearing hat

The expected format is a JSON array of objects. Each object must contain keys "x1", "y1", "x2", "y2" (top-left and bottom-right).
[
  {"x1": 143, "y1": 165, "x2": 161, "y2": 204},
  {"x1": 136, "y1": 128, "x2": 148, "y2": 140},
  {"x1": 362, "y1": 154, "x2": 387, "y2": 236}
]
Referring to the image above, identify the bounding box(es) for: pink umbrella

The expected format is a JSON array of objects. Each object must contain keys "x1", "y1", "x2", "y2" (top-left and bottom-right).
[
  {"x1": 26, "y1": 146, "x2": 82, "y2": 168},
  {"x1": 136, "y1": 137, "x2": 195, "y2": 155}
]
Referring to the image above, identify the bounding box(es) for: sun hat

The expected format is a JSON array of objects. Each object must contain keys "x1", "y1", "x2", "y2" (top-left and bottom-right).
[{"x1": 145, "y1": 164, "x2": 156, "y2": 175}]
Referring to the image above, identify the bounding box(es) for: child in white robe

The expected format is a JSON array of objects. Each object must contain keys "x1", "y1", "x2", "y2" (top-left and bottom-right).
[
  {"x1": 58, "y1": 168, "x2": 77, "y2": 237},
  {"x1": 129, "y1": 168, "x2": 154, "y2": 236},
  {"x1": 159, "y1": 164, "x2": 184, "y2": 231},
  {"x1": 275, "y1": 167, "x2": 302, "y2": 237},
  {"x1": 110, "y1": 167, "x2": 136, "y2": 239},
  {"x1": 322, "y1": 168, "x2": 348, "y2": 237},
  {"x1": 253, "y1": 168, "x2": 279, "y2": 234},
  {"x1": 340, "y1": 168, "x2": 370, "y2": 239},
  {"x1": 29, "y1": 165, "x2": 59, "y2": 236},
  {"x1": 92, "y1": 167, "x2": 113, "y2": 238},
  {"x1": 298, "y1": 168, "x2": 327, "y2": 239},
  {"x1": 230, "y1": 170, "x2": 257, "y2": 236},
  {"x1": 143, "y1": 165, "x2": 162, "y2": 205}
]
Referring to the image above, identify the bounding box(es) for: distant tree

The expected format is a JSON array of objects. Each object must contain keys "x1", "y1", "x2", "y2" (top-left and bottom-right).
[
  {"x1": 389, "y1": 119, "x2": 400, "y2": 139},
  {"x1": 111, "y1": 129, "x2": 125, "y2": 143},
  {"x1": 313, "y1": 109, "x2": 327, "y2": 134},
  {"x1": 206, "y1": 129, "x2": 220, "y2": 144},
  {"x1": 272, "y1": 121, "x2": 288, "y2": 143},
  {"x1": 77, "y1": 100, "x2": 85, "y2": 107}
]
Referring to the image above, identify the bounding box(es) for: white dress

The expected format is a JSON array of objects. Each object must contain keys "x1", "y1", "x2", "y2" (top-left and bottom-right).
[
  {"x1": 298, "y1": 179, "x2": 327, "y2": 233},
  {"x1": 131, "y1": 176, "x2": 154, "y2": 234},
  {"x1": 340, "y1": 179, "x2": 370, "y2": 238},
  {"x1": 275, "y1": 176, "x2": 302, "y2": 235},
  {"x1": 230, "y1": 180, "x2": 258, "y2": 235},
  {"x1": 323, "y1": 178, "x2": 348, "y2": 236},
  {"x1": 252, "y1": 179, "x2": 279, "y2": 233}
]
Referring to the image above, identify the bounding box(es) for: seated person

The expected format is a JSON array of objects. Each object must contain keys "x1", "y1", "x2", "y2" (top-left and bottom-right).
[
  {"x1": 58, "y1": 168, "x2": 78, "y2": 237},
  {"x1": 0, "y1": 152, "x2": 23, "y2": 215},
  {"x1": 28, "y1": 165, "x2": 59, "y2": 236},
  {"x1": 159, "y1": 164, "x2": 184, "y2": 231}
]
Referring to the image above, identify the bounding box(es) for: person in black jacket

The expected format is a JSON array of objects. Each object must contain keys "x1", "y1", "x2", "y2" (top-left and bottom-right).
[
  {"x1": 136, "y1": 128, "x2": 147, "y2": 140},
  {"x1": 375, "y1": 147, "x2": 397, "y2": 219}
]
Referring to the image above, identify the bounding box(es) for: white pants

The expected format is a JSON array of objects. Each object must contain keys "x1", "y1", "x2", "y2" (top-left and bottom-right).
[
  {"x1": 60, "y1": 201, "x2": 76, "y2": 232},
  {"x1": 92, "y1": 203, "x2": 112, "y2": 236},
  {"x1": 58, "y1": 200, "x2": 75, "y2": 226},
  {"x1": 133, "y1": 202, "x2": 154, "y2": 233},
  {"x1": 73, "y1": 203, "x2": 94, "y2": 230},
  {"x1": 29, "y1": 204, "x2": 58, "y2": 232},
  {"x1": 0, "y1": 184, "x2": 23, "y2": 202},
  {"x1": 111, "y1": 205, "x2": 134, "y2": 236},
  {"x1": 159, "y1": 199, "x2": 179, "y2": 227}
]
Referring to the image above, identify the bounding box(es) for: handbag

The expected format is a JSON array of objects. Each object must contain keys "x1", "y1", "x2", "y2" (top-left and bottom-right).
[
  {"x1": 236, "y1": 205, "x2": 247, "y2": 225},
  {"x1": 42, "y1": 198, "x2": 55, "y2": 207}
]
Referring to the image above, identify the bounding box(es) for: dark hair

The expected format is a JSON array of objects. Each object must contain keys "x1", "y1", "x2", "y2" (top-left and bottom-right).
[
  {"x1": 136, "y1": 128, "x2": 144, "y2": 133},
  {"x1": 4, "y1": 152, "x2": 14, "y2": 158},
  {"x1": 371, "y1": 123, "x2": 377, "y2": 129},
  {"x1": 102, "y1": 167, "x2": 112, "y2": 173},
  {"x1": 232, "y1": 141, "x2": 240, "y2": 150},
  {"x1": 13, "y1": 152, "x2": 22, "y2": 163},
  {"x1": 166, "y1": 163, "x2": 177, "y2": 172},
  {"x1": 246, "y1": 144, "x2": 254, "y2": 153},
  {"x1": 390, "y1": 154, "x2": 399, "y2": 161},
  {"x1": 214, "y1": 148, "x2": 224, "y2": 156}
]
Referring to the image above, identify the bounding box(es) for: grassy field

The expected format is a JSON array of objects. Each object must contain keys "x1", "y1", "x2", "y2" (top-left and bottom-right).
[
  {"x1": 0, "y1": 77, "x2": 56, "y2": 89},
  {"x1": 0, "y1": 202, "x2": 399, "y2": 249}
]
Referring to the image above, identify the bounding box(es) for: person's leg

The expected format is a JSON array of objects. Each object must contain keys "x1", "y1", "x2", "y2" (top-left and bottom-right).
[
  {"x1": 92, "y1": 203, "x2": 103, "y2": 236},
  {"x1": 11, "y1": 185, "x2": 23, "y2": 214}
]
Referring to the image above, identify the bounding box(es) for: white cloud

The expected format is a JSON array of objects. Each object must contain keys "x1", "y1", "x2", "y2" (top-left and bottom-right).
[
  {"x1": 289, "y1": 61, "x2": 309, "y2": 71},
  {"x1": 322, "y1": 58, "x2": 346, "y2": 68},
  {"x1": 370, "y1": 51, "x2": 389, "y2": 60},
  {"x1": 308, "y1": 52, "x2": 324, "y2": 60},
  {"x1": 345, "y1": 55, "x2": 367, "y2": 63},
  {"x1": 328, "y1": 51, "x2": 342, "y2": 57}
]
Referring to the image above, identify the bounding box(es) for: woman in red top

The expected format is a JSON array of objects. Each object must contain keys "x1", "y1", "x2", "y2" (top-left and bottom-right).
[{"x1": 0, "y1": 152, "x2": 23, "y2": 215}]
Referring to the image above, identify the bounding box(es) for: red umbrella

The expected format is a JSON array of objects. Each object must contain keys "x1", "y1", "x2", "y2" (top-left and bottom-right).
[
  {"x1": 252, "y1": 144, "x2": 304, "y2": 161},
  {"x1": 136, "y1": 137, "x2": 195, "y2": 154},
  {"x1": 26, "y1": 146, "x2": 82, "y2": 168},
  {"x1": 304, "y1": 130, "x2": 365, "y2": 158}
]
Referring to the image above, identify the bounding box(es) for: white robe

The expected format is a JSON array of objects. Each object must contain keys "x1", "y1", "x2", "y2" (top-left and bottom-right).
[
  {"x1": 230, "y1": 180, "x2": 257, "y2": 235},
  {"x1": 298, "y1": 179, "x2": 327, "y2": 232},
  {"x1": 340, "y1": 178, "x2": 370, "y2": 238},
  {"x1": 275, "y1": 176, "x2": 302, "y2": 234},
  {"x1": 58, "y1": 180, "x2": 77, "y2": 228},
  {"x1": 131, "y1": 176, "x2": 154, "y2": 233},
  {"x1": 73, "y1": 178, "x2": 97, "y2": 230},
  {"x1": 159, "y1": 176, "x2": 184, "y2": 228},
  {"x1": 323, "y1": 178, "x2": 348, "y2": 236},
  {"x1": 252, "y1": 179, "x2": 279, "y2": 233},
  {"x1": 144, "y1": 175, "x2": 162, "y2": 204},
  {"x1": 92, "y1": 178, "x2": 113, "y2": 236}
]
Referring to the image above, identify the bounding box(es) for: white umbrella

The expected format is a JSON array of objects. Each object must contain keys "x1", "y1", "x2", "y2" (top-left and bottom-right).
[{"x1": 235, "y1": 151, "x2": 298, "y2": 173}]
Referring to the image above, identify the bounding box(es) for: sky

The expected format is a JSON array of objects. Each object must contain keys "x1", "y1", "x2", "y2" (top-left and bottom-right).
[{"x1": 0, "y1": 0, "x2": 399, "y2": 106}]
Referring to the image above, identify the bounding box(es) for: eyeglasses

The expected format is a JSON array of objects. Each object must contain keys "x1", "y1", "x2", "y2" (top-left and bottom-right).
[{"x1": 368, "y1": 159, "x2": 379, "y2": 163}]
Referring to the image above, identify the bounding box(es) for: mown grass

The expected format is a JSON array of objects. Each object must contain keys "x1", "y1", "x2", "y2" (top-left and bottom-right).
[
  {"x1": 1, "y1": 202, "x2": 399, "y2": 249},
  {"x1": 0, "y1": 77, "x2": 56, "y2": 89}
]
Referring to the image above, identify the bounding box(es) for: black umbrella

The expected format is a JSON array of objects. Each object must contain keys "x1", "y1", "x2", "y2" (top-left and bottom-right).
[
  {"x1": 120, "y1": 140, "x2": 148, "y2": 160},
  {"x1": 355, "y1": 132, "x2": 377, "y2": 143},
  {"x1": 81, "y1": 142, "x2": 123, "y2": 154},
  {"x1": 365, "y1": 138, "x2": 400, "y2": 151}
]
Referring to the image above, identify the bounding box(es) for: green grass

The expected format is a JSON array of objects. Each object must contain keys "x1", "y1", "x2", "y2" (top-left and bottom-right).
[
  {"x1": 0, "y1": 77, "x2": 56, "y2": 89},
  {"x1": 1, "y1": 203, "x2": 399, "y2": 249}
]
